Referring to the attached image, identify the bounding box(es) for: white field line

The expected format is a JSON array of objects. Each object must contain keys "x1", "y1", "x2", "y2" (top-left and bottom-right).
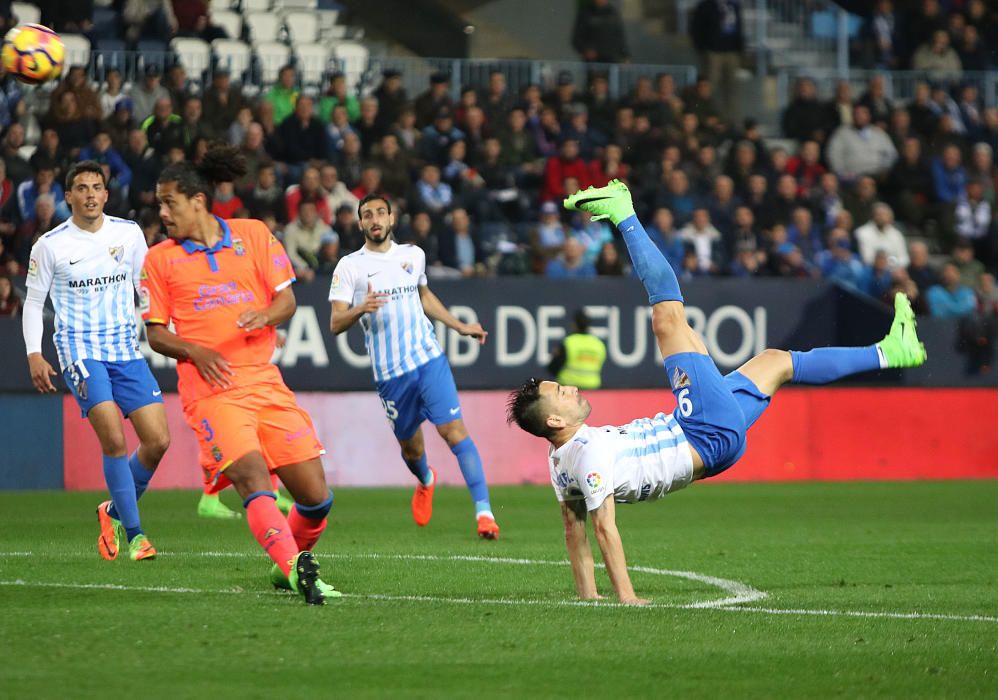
[{"x1": 2, "y1": 551, "x2": 995, "y2": 623}]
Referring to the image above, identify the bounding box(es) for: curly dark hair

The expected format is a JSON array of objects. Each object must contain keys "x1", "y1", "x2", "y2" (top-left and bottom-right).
[
  {"x1": 505, "y1": 378, "x2": 553, "y2": 438},
  {"x1": 157, "y1": 143, "x2": 248, "y2": 207}
]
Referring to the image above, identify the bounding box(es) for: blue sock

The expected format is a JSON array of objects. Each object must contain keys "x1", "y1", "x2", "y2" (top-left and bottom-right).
[
  {"x1": 403, "y1": 453, "x2": 432, "y2": 486},
  {"x1": 618, "y1": 215, "x2": 684, "y2": 305},
  {"x1": 109, "y1": 451, "x2": 154, "y2": 520},
  {"x1": 790, "y1": 346, "x2": 884, "y2": 385},
  {"x1": 450, "y1": 437, "x2": 491, "y2": 513},
  {"x1": 103, "y1": 454, "x2": 142, "y2": 541}
]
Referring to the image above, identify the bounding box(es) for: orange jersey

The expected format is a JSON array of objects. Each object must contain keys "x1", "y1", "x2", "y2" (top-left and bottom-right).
[{"x1": 141, "y1": 217, "x2": 295, "y2": 403}]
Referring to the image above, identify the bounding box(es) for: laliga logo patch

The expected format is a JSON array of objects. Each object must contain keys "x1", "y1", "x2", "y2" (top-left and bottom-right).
[
  {"x1": 233, "y1": 239, "x2": 246, "y2": 256},
  {"x1": 331, "y1": 273, "x2": 340, "y2": 289},
  {"x1": 401, "y1": 261, "x2": 413, "y2": 274},
  {"x1": 108, "y1": 246, "x2": 124, "y2": 263},
  {"x1": 27, "y1": 258, "x2": 38, "y2": 278},
  {"x1": 585, "y1": 472, "x2": 602, "y2": 490},
  {"x1": 139, "y1": 286, "x2": 150, "y2": 313},
  {"x1": 671, "y1": 367, "x2": 691, "y2": 389}
]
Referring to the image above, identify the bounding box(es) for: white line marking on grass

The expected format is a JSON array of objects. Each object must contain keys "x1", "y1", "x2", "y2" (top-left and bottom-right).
[{"x1": 2, "y1": 551, "x2": 995, "y2": 623}]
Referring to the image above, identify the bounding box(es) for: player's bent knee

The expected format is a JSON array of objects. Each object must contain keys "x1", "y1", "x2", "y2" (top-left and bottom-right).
[
  {"x1": 651, "y1": 302, "x2": 687, "y2": 339},
  {"x1": 437, "y1": 420, "x2": 468, "y2": 446},
  {"x1": 761, "y1": 348, "x2": 794, "y2": 383},
  {"x1": 100, "y1": 433, "x2": 128, "y2": 457},
  {"x1": 295, "y1": 491, "x2": 333, "y2": 519},
  {"x1": 148, "y1": 433, "x2": 171, "y2": 461}
]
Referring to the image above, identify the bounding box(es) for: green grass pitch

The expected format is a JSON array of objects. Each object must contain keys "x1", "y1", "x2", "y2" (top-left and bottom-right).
[{"x1": 1, "y1": 481, "x2": 996, "y2": 698}]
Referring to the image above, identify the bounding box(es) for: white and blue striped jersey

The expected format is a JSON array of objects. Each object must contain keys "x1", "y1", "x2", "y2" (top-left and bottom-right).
[
  {"x1": 26, "y1": 216, "x2": 146, "y2": 371},
  {"x1": 548, "y1": 414, "x2": 695, "y2": 511},
  {"x1": 329, "y1": 242, "x2": 443, "y2": 382}
]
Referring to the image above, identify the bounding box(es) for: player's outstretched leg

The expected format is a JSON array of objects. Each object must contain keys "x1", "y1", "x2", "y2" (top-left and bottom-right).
[
  {"x1": 400, "y1": 430, "x2": 436, "y2": 527},
  {"x1": 789, "y1": 293, "x2": 927, "y2": 385},
  {"x1": 436, "y1": 423, "x2": 499, "y2": 540}
]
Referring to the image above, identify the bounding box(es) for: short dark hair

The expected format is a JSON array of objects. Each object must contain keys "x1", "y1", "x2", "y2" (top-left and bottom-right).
[
  {"x1": 506, "y1": 378, "x2": 553, "y2": 438},
  {"x1": 65, "y1": 160, "x2": 108, "y2": 190},
  {"x1": 357, "y1": 193, "x2": 391, "y2": 218},
  {"x1": 573, "y1": 309, "x2": 591, "y2": 333},
  {"x1": 158, "y1": 144, "x2": 248, "y2": 207}
]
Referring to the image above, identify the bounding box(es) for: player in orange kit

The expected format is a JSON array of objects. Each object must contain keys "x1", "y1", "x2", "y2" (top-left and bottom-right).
[{"x1": 141, "y1": 146, "x2": 336, "y2": 604}]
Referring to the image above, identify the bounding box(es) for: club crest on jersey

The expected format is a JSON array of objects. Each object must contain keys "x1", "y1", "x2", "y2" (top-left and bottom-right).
[
  {"x1": 139, "y1": 268, "x2": 148, "y2": 281},
  {"x1": 400, "y1": 261, "x2": 413, "y2": 275},
  {"x1": 211, "y1": 445, "x2": 223, "y2": 463},
  {"x1": 585, "y1": 472, "x2": 602, "y2": 490},
  {"x1": 108, "y1": 246, "x2": 124, "y2": 263},
  {"x1": 233, "y1": 239, "x2": 246, "y2": 256},
  {"x1": 671, "y1": 367, "x2": 691, "y2": 389}
]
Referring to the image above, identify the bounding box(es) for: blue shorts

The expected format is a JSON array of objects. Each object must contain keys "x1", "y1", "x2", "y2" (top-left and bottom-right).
[
  {"x1": 376, "y1": 355, "x2": 462, "y2": 441},
  {"x1": 63, "y1": 358, "x2": 163, "y2": 419},
  {"x1": 664, "y1": 352, "x2": 770, "y2": 478}
]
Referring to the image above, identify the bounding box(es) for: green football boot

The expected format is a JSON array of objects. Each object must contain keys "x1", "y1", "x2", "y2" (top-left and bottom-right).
[
  {"x1": 197, "y1": 492, "x2": 242, "y2": 520},
  {"x1": 563, "y1": 179, "x2": 634, "y2": 225},
  {"x1": 271, "y1": 563, "x2": 342, "y2": 598},
  {"x1": 274, "y1": 490, "x2": 295, "y2": 516},
  {"x1": 128, "y1": 534, "x2": 157, "y2": 561},
  {"x1": 877, "y1": 292, "x2": 928, "y2": 368}
]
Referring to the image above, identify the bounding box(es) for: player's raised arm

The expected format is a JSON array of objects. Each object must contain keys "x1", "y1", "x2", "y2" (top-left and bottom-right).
[
  {"x1": 589, "y1": 495, "x2": 649, "y2": 605},
  {"x1": 561, "y1": 500, "x2": 600, "y2": 600},
  {"x1": 417, "y1": 285, "x2": 488, "y2": 345}
]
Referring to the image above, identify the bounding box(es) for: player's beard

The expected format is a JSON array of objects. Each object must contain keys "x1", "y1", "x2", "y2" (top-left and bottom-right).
[{"x1": 364, "y1": 223, "x2": 392, "y2": 245}]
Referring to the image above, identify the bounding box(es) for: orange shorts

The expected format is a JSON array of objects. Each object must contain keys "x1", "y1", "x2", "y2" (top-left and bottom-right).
[{"x1": 183, "y1": 382, "x2": 324, "y2": 494}]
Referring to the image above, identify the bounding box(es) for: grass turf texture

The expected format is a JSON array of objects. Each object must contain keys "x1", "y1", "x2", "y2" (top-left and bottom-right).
[{"x1": 0, "y1": 481, "x2": 995, "y2": 698}]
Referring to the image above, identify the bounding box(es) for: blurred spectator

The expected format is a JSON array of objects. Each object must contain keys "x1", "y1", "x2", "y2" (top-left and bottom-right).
[
  {"x1": 827, "y1": 80, "x2": 854, "y2": 131},
  {"x1": 1, "y1": 123, "x2": 31, "y2": 185},
  {"x1": 862, "y1": 0, "x2": 898, "y2": 68},
  {"x1": 164, "y1": 64, "x2": 191, "y2": 113},
  {"x1": 782, "y1": 78, "x2": 833, "y2": 144},
  {"x1": 531, "y1": 201, "x2": 567, "y2": 262},
  {"x1": 142, "y1": 96, "x2": 183, "y2": 156},
  {"x1": 785, "y1": 140, "x2": 825, "y2": 197},
  {"x1": 582, "y1": 73, "x2": 618, "y2": 137},
  {"x1": 13, "y1": 193, "x2": 62, "y2": 266},
  {"x1": 371, "y1": 134, "x2": 410, "y2": 204},
  {"x1": 546, "y1": 237, "x2": 596, "y2": 278},
  {"x1": 744, "y1": 174, "x2": 774, "y2": 231},
  {"x1": 811, "y1": 172, "x2": 844, "y2": 231},
  {"x1": 373, "y1": 69, "x2": 407, "y2": 132},
  {"x1": 645, "y1": 207, "x2": 684, "y2": 272},
  {"x1": 354, "y1": 97, "x2": 384, "y2": 159},
  {"x1": 315, "y1": 231, "x2": 340, "y2": 275},
  {"x1": 680, "y1": 208, "x2": 723, "y2": 274},
  {"x1": 595, "y1": 241, "x2": 626, "y2": 276},
  {"x1": 951, "y1": 239, "x2": 985, "y2": 290},
  {"x1": 242, "y1": 161, "x2": 287, "y2": 222},
  {"x1": 123, "y1": 128, "x2": 158, "y2": 213},
  {"x1": 967, "y1": 143, "x2": 994, "y2": 205},
  {"x1": 171, "y1": 0, "x2": 228, "y2": 41},
  {"x1": 704, "y1": 174, "x2": 738, "y2": 238},
  {"x1": 283, "y1": 199, "x2": 332, "y2": 282},
  {"x1": 265, "y1": 66, "x2": 299, "y2": 127},
  {"x1": 786, "y1": 206, "x2": 822, "y2": 262},
  {"x1": 590, "y1": 143, "x2": 628, "y2": 189},
  {"x1": 79, "y1": 130, "x2": 132, "y2": 191},
  {"x1": 826, "y1": 105, "x2": 898, "y2": 182},
  {"x1": 541, "y1": 138, "x2": 591, "y2": 203},
  {"x1": 683, "y1": 78, "x2": 725, "y2": 137},
  {"x1": 979, "y1": 273, "x2": 998, "y2": 315},
  {"x1": 318, "y1": 164, "x2": 358, "y2": 221},
  {"x1": 414, "y1": 164, "x2": 453, "y2": 216},
  {"x1": 0, "y1": 274, "x2": 19, "y2": 316},
  {"x1": 202, "y1": 68, "x2": 244, "y2": 141},
  {"x1": 318, "y1": 72, "x2": 359, "y2": 124},
  {"x1": 227, "y1": 106, "x2": 253, "y2": 148},
  {"x1": 956, "y1": 24, "x2": 989, "y2": 72},
  {"x1": 770, "y1": 174, "x2": 805, "y2": 228},
  {"x1": 420, "y1": 108, "x2": 464, "y2": 167},
  {"x1": 908, "y1": 82, "x2": 937, "y2": 139},
  {"x1": 285, "y1": 167, "x2": 331, "y2": 225},
  {"x1": 210, "y1": 181, "x2": 243, "y2": 219},
  {"x1": 858, "y1": 75, "x2": 893, "y2": 127},
  {"x1": 438, "y1": 208, "x2": 482, "y2": 276},
  {"x1": 100, "y1": 69, "x2": 128, "y2": 120},
  {"x1": 392, "y1": 106, "x2": 422, "y2": 157},
  {"x1": 863, "y1": 250, "x2": 895, "y2": 299},
  {"x1": 886, "y1": 136, "x2": 933, "y2": 230},
  {"x1": 907, "y1": 241, "x2": 937, "y2": 313},
  {"x1": 544, "y1": 71, "x2": 580, "y2": 123},
  {"x1": 414, "y1": 73, "x2": 452, "y2": 129},
  {"x1": 351, "y1": 166, "x2": 382, "y2": 202},
  {"x1": 816, "y1": 227, "x2": 867, "y2": 290},
  {"x1": 31, "y1": 128, "x2": 69, "y2": 179},
  {"x1": 326, "y1": 104, "x2": 355, "y2": 155},
  {"x1": 655, "y1": 169, "x2": 697, "y2": 226},
  {"x1": 688, "y1": 145, "x2": 722, "y2": 197},
  {"x1": 404, "y1": 210, "x2": 439, "y2": 266},
  {"x1": 571, "y1": 0, "x2": 629, "y2": 63},
  {"x1": 561, "y1": 104, "x2": 604, "y2": 161},
  {"x1": 772, "y1": 242, "x2": 813, "y2": 279},
  {"x1": 855, "y1": 202, "x2": 908, "y2": 269},
  {"x1": 179, "y1": 96, "x2": 210, "y2": 150},
  {"x1": 955, "y1": 180, "x2": 993, "y2": 264},
  {"x1": 568, "y1": 211, "x2": 613, "y2": 265},
  {"x1": 235, "y1": 122, "x2": 268, "y2": 189},
  {"x1": 845, "y1": 176, "x2": 879, "y2": 233},
  {"x1": 927, "y1": 262, "x2": 976, "y2": 318},
  {"x1": 912, "y1": 30, "x2": 962, "y2": 81},
  {"x1": 123, "y1": 0, "x2": 177, "y2": 43},
  {"x1": 336, "y1": 132, "x2": 364, "y2": 190},
  {"x1": 51, "y1": 66, "x2": 102, "y2": 122},
  {"x1": 887, "y1": 108, "x2": 915, "y2": 151},
  {"x1": 690, "y1": 0, "x2": 744, "y2": 118},
  {"x1": 332, "y1": 203, "x2": 362, "y2": 253},
  {"x1": 45, "y1": 91, "x2": 97, "y2": 156},
  {"x1": 104, "y1": 100, "x2": 136, "y2": 153},
  {"x1": 275, "y1": 96, "x2": 327, "y2": 179},
  {"x1": 16, "y1": 161, "x2": 68, "y2": 224}
]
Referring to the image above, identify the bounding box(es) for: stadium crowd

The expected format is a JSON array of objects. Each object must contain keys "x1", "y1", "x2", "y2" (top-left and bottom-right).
[{"x1": 0, "y1": 0, "x2": 994, "y2": 335}]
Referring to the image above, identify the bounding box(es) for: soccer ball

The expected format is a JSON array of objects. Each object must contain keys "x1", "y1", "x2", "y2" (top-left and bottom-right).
[{"x1": 1, "y1": 24, "x2": 65, "y2": 84}]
